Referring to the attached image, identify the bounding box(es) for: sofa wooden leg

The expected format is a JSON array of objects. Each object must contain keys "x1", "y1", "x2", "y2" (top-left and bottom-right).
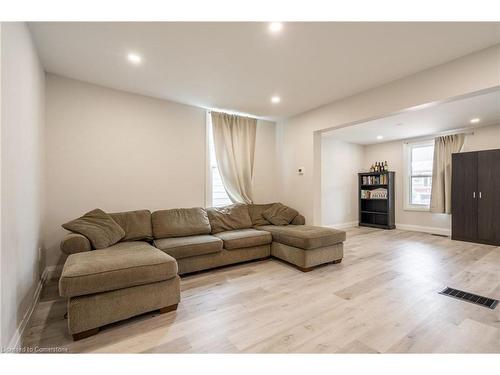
[
  {"x1": 72, "y1": 327, "x2": 99, "y2": 341},
  {"x1": 159, "y1": 303, "x2": 178, "y2": 314},
  {"x1": 332, "y1": 258, "x2": 342, "y2": 264},
  {"x1": 297, "y1": 266, "x2": 315, "y2": 272}
]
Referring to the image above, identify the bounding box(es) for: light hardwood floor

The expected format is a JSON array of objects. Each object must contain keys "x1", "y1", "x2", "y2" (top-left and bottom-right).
[{"x1": 22, "y1": 227, "x2": 500, "y2": 353}]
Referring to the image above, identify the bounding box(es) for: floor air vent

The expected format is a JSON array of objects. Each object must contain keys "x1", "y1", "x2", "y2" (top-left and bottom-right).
[{"x1": 439, "y1": 287, "x2": 498, "y2": 309}]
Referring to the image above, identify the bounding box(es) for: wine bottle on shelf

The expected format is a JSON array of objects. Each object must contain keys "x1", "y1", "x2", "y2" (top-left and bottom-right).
[{"x1": 384, "y1": 161, "x2": 388, "y2": 171}]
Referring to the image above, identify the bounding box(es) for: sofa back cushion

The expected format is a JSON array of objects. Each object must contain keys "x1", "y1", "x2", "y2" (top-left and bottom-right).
[
  {"x1": 109, "y1": 210, "x2": 153, "y2": 242},
  {"x1": 62, "y1": 208, "x2": 125, "y2": 249},
  {"x1": 262, "y1": 203, "x2": 299, "y2": 226},
  {"x1": 247, "y1": 203, "x2": 275, "y2": 226},
  {"x1": 152, "y1": 207, "x2": 211, "y2": 239},
  {"x1": 207, "y1": 204, "x2": 253, "y2": 234}
]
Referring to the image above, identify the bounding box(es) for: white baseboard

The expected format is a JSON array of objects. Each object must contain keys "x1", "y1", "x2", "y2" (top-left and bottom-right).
[
  {"x1": 6, "y1": 267, "x2": 50, "y2": 351},
  {"x1": 326, "y1": 221, "x2": 358, "y2": 230},
  {"x1": 395, "y1": 223, "x2": 451, "y2": 236}
]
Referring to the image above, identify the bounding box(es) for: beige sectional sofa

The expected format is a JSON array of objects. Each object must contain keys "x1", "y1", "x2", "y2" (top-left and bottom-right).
[{"x1": 59, "y1": 203, "x2": 345, "y2": 340}]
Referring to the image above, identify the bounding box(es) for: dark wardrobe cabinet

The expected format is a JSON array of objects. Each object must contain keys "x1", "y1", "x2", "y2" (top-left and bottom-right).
[{"x1": 451, "y1": 149, "x2": 500, "y2": 246}]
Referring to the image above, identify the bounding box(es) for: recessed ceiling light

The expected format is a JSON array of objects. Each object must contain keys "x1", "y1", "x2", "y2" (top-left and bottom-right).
[
  {"x1": 127, "y1": 53, "x2": 142, "y2": 64},
  {"x1": 470, "y1": 118, "x2": 481, "y2": 124},
  {"x1": 377, "y1": 135, "x2": 384, "y2": 140},
  {"x1": 271, "y1": 96, "x2": 281, "y2": 104},
  {"x1": 269, "y1": 22, "x2": 283, "y2": 33}
]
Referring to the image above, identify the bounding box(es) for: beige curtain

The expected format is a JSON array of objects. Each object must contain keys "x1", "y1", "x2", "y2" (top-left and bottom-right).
[
  {"x1": 430, "y1": 134, "x2": 465, "y2": 214},
  {"x1": 211, "y1": 111, "x2": 257, "y2": 204}
]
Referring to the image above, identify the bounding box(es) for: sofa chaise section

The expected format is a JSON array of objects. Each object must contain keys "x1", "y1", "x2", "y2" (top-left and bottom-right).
[
  {"x1": 257, "y1": 225, "x2": 345, "y2": 272},
  {"x1": 59, "y1": 241, "x2": 180, "y2": 340},
  {"x1": 59, "y1": 209, "x2": 180, "y2": 340}
]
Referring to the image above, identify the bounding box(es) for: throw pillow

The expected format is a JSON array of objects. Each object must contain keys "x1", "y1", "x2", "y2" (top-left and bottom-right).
[
  {"x1": 262, "y1": 203, "x2": 299, "y2": 226},
  {"x1": 62, "y1": 209, "x2": 125, "y2": 249},
  {"x1": 247, "y1": 203, "x2": 274, "y2": 226}
]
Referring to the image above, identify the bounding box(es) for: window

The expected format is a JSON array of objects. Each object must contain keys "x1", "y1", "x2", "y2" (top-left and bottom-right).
[
  {"x1": 404, "y1": 140, "x2": 434, "y2": 210},
  {"x1": 207, "y1": 113, "x2": 232, "y2": 207}
]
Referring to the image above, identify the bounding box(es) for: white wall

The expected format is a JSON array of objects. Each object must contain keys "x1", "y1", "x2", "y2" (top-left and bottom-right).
[
  {"x1": 44, "y1": 74, "x2": 279, "y2": 269},
  {"x1": 1, "y1": 23, "x2": 45, "y2": 348},
  {"x1": 278, "y1": 45, "x2": 500, "y2": 225},
  {"x1": 321, "y1": 137, "x2": 363, "y2": 227},
  {"x1": 463, "y1": 122, "x2": 500, "y2": 152},
  {"x1": 253, "y1": 119, "x2": 280, "y2": 204}
]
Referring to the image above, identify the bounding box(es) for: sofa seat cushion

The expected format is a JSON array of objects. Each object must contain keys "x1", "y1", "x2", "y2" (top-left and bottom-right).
[
  {"x1": 257, "y1": 225, "x2": 346, "y2": 250},
  {"x1": 154, "y1": 235, "x2": 223, "y2": 259},
  {"x1": 214, "y1": 229, "x2": 272, "y2": 250},
  {"x1": 59, "y1": 241, "x2": 177, "y2": 298}
]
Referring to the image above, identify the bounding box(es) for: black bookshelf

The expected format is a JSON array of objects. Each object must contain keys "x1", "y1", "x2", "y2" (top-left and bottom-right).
[{"x1": 358, "y1": 171, "x2": 395, "y2": 229}]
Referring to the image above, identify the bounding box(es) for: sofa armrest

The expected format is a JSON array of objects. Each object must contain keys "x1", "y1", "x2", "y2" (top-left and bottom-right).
[
  {"x1": 60, "y1": 233, "x2": 92, "y2": 255},
  {"x1": 291, "y1": 214, "x2": 305, "y2": 225}
]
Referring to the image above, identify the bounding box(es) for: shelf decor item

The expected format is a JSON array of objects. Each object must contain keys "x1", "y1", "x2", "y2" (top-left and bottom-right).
[
  {"x1": 358, "y1": 171, "x2": 395, "y2": 229},
  {"x1": 369, "y1": 161, "x2": 389, "y2": 173},
  {"x1": 369, "y1": 188, "x2": 387, "y2": 199}
]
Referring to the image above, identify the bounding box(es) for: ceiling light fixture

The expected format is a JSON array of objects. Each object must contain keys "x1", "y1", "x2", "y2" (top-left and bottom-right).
[
  {"x1": 377, "y1": 135, "x2": 384, "y2": 140},
  {"x1": 127, "y1": 53, "x2": 142, "y2": 64},
  {"x1": 269, "y1": 22, "x2": 283, "y2": 33},
  {"x1": 470, "y1": 118, "x2": 481, "y2": 124},
  {"x1": 271, "y1": 96, "x2": 281, "y2": 104}
]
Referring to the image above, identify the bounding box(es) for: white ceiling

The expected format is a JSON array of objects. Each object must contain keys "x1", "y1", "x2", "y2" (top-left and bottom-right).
[
  {"x1": 29, "y1": 22, "x2": 500, "y2": 119},
  {"x1": 322, "y1": 89, "x2": 500, "y2": 145}
]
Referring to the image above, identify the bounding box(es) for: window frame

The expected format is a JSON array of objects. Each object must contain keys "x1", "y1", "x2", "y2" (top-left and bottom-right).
[{"x1": 403, "y1": 139, "x2": 435, "y2": 212}]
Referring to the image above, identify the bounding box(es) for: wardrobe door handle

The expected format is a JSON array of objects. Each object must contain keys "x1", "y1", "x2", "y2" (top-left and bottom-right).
[
  {"x1": 479, "y1": 192, "x2": 482, "y2": 199},
  {"x1": 473, "y1": 192, "x2": 476, "y2": 198}
]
